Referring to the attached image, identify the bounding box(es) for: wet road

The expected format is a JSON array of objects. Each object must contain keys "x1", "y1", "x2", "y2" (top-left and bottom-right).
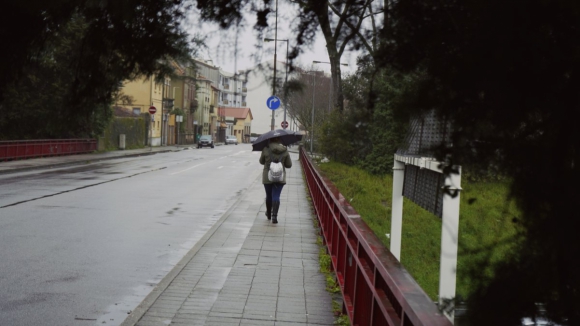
[{"x1": 0, "y1": 145, "x2": 263, "y2": 326}]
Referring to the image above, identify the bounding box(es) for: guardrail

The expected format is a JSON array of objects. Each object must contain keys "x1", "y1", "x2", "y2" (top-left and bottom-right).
[
  {"x1": 0, "y1": 139, "x2": 97, "y2": 161},
  {"x1": 299, "y1": 147, "x2": 452, "y2": 326}
]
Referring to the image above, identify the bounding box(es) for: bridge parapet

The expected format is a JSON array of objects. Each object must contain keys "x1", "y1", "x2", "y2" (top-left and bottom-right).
[
  {"x1": 300, "y1": 147, "x2": 452, "y2": 326},
  {"x1": 0, "y1": 139, "x2": 97, "y2": 161}
]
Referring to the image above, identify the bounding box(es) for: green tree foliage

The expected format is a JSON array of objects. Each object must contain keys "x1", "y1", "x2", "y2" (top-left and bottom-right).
[
  {"x1": 380, "y1": 0, "x2": 580, "y2": 324},
  {"x1": 0, "y1": 1, "x2": 192, "y2": 139},
  {"x1": 318, "y1": 59, "x2": 410, "y2": 174}
]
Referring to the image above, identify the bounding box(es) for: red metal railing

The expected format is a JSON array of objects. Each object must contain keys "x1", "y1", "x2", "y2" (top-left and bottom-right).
[
  {"x1": 300, "y1": 147, "x2": 451, "y2": 326},
  {"x1": 0, "y1": 139, "x2": 97, "y2": 161}
]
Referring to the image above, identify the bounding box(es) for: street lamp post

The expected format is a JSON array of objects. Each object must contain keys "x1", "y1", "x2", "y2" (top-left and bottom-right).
[
  {"x1": 308, "y1": 69, "x2": 318, "y2": 154},
  {"x1": 264, "y1": 37, "x2": 289, "y2": 129},
  {"x1": 270, "y1": 0, "x2": 279, "y2": 131},
  {"x1": 312, "y1": 61, "x2": 348, "y2": 112}
]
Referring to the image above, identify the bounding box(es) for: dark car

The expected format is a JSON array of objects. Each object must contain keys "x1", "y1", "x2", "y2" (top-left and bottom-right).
[{"x1": 197, "y1": 135, "x2": 214, "y2": 149}]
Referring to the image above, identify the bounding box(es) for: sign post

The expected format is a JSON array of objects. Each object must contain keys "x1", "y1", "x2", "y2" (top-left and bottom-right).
[
  {"x1": 176, "y1": 115, "x2": 182, "y2": 145},
  {"x1": 148, "y1": 106, "x2": 156, "y2": 150}
]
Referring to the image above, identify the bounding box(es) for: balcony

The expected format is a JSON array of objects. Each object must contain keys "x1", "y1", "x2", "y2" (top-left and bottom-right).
[
  {"x1": 224, "y1": 84, "x2": 230, "y2": 90},
  {"x1": 242, "y1": 102, "x2": 247, "y2": 107},
  {"x1": 223, "y1": 99, "x2": 229, "y2": 105},
  {"x1": 242, "y1": 87, "x2": 247, "y2": 92}
]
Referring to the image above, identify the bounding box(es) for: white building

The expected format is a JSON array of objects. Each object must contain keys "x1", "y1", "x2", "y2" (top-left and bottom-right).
[
  {"x1": 193, "y1": 58, "x2": 250, "y2": 140},
  {"x1": 245, "y1": 60, "x2": 300, "y2": 134}
]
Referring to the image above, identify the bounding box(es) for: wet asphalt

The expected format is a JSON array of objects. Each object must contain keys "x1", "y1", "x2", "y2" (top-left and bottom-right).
[{"x1": 0, "y1": 145, "x2": 335, "y2": 326}]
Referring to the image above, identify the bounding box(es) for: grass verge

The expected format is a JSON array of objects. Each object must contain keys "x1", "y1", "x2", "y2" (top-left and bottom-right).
[{"x1": 316, "y1": 160, "x2": 521, "y2": 301}]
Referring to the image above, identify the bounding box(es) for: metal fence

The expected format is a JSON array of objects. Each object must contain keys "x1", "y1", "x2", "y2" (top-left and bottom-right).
[
  {"x1": 300, "y1": 147, "x2": 451, "y2": 326},
  {"x1": 0, "y1": 139, "x2": 97, "y2": 161}
]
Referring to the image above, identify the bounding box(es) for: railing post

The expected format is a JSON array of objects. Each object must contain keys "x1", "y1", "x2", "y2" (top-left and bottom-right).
[
  {"x1": 439, "y1": 166, "x2": 461, "y2": 323},
  {"x1": 390, "y1": 159, "x2": 405, "y2": 260}
]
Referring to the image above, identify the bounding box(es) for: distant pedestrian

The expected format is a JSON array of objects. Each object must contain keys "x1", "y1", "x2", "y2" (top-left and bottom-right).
[{"x1": 259, "y1": 137, "x2": 292, "y2": 224}]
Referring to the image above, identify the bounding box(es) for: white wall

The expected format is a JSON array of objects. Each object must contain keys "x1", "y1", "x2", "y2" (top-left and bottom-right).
[{"x1": 246, "y1": 60, "x2": 289, "y2": 134}]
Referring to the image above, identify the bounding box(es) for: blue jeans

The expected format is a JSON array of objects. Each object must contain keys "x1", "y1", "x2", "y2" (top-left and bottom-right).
[{"x1": 264, "y1": 183, "x2": 285, "y2": 202}]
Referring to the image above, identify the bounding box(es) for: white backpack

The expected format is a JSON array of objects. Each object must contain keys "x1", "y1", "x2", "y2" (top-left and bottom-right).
[{"x1": 267, "y1": 147, "x2": 284, "y2": 183}]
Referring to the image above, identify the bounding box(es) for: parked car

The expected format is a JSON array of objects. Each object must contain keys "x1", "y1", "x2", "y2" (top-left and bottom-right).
[
  {"x1": 197, "y1": 135, "x2": 214, "y2": 149},
  {"x1": 250, "y1": 136, "x2": 258, "y2": 143},
  {"x1": 225, "y1": 135, "x2": 238, "y2": 145}
]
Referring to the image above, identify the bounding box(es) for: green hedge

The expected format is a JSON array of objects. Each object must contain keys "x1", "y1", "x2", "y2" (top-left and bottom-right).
[{"x1": 101, "y1": 115, "x2": 148, "y2": 150}]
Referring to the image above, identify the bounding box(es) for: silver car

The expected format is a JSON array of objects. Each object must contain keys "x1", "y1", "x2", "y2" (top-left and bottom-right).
[{"x1": 225, "y1": 135, "x2": 238, "y2": 145}]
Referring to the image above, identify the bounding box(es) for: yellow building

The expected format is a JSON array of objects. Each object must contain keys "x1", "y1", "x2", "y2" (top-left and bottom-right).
[
  {"x1": 219, "y1": 107, "x2": 253, "y2": 143},
  {"x1": 169, "y1": 62, "x2": 197, "y2": 144},
  {"x1": 118, "y1": 75, "x2": 172, "y2": 146}
]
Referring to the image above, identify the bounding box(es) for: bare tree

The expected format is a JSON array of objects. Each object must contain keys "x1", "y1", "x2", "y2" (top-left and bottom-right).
[
  {"x1": 290, "y1": 0, "x2": 384, "y2": 111},
  {"x1": 285, "y1": 70, "x2": 331, "y2": 139}
]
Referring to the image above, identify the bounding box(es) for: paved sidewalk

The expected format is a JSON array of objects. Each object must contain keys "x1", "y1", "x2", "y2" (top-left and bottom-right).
[{"x1": 122, "y1": 151, "x2": 335, "y2": 326}]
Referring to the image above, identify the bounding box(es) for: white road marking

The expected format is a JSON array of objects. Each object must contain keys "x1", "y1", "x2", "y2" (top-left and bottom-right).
[
  {"x1": 170, "y1": 163, "x2": 207, "y2": 175},
  {"x1": 217, "y1": 166, "x2": 223, "y2": 169}
]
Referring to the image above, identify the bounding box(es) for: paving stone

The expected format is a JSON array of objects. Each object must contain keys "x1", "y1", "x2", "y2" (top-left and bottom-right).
[
  {"x1": 208, "y1": 311, "x2": 244, "y2": 319},
  {"x1": 205, "y1": 316, "x2": 241, "y2": 325},
  {"x1": 276, "y1": 312, "x2": 308, "y2": 323},
  {"x1": 306, "y1": 313, "x2": 336, "y2": 324},
  {"x1": 273, "y1": 321, "x2": 309, "y2": 326},
  {"x1": 240, "y1": 319, "x2": 276, "y2": 326}
]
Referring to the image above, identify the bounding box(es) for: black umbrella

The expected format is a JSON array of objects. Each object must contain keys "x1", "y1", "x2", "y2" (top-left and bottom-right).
[{"x1": 251, "y1": 129, "x2": 303, "y2": 151}]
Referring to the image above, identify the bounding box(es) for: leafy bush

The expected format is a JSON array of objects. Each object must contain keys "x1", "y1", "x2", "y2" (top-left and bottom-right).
[{"x1": 317, "y1": 61, "x2": 411, "y2": 175}]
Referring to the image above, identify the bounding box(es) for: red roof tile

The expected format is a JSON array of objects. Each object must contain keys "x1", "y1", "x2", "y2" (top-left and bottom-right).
[{"x1": 218, "y1": 107, "x2": 253, "y2": 120}]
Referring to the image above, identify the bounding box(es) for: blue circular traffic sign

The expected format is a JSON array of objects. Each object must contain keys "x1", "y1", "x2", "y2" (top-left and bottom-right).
[{"x1": 266, "y1": 96, "x2": 281, "y2": 110}]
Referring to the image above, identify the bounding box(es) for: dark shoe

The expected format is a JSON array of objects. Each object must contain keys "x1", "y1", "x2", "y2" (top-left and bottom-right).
[
  {"x1": 272, "y1": 201, "x2": 280, "y2": 224},
  {"x1": 265, "y1": 200, "x2": 272, "y2": 220}
]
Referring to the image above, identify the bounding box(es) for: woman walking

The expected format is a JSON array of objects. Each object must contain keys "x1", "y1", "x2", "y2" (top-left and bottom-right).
[{"x1": 259, "y1": 137, "x2": 292, "y2": 224}]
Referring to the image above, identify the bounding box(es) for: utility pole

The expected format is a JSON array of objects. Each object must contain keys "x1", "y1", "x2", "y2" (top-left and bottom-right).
[
  {"x1": 264, "y1": 38, "x2": 289, "y2": 128},
  {"x1": 271, "y1": 0, "x2": 278, "y2": 131}
]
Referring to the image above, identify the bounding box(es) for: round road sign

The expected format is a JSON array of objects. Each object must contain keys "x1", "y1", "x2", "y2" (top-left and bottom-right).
[
  {"x1": 266, "y1": 96, "x2": 281, "y2": 110},
  {"x1": 281, "y1": 121, "x2": 289, "y2": 129},
  {"x1": 149, "y1": 106, "x2": 157, "y2": 114}
]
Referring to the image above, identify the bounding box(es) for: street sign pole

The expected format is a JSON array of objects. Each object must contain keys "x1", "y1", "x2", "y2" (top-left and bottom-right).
[
  {"x1": 149, "y1": 106, "x2": 157, "y2": 150},
  {"x1": 267, "y1": 96, "x2": 281, "y2": 130}
]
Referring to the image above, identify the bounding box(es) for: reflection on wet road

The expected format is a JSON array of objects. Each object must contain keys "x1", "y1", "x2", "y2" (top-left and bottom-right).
[{"x1": 0, "y1": 145, "x2": 261, "y2": 325}]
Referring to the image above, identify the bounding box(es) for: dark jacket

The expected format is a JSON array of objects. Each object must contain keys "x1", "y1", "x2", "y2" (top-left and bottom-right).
[{"x1": 259, "y1": 142, "x2": 292, "y2": 184}]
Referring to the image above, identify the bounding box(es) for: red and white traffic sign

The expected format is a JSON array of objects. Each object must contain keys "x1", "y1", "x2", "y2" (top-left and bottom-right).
[
  {"x1": 149, "y1": 106, "x2": 157, "y2": 114},
  {"x1": 281, "y1": 121, "x2": 289, "y2": 129}
]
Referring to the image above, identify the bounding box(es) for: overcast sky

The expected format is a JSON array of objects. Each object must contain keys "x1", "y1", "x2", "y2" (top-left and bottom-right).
[{"x1": 187, "y1": 2, "x2": 359, "y2": 75}]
